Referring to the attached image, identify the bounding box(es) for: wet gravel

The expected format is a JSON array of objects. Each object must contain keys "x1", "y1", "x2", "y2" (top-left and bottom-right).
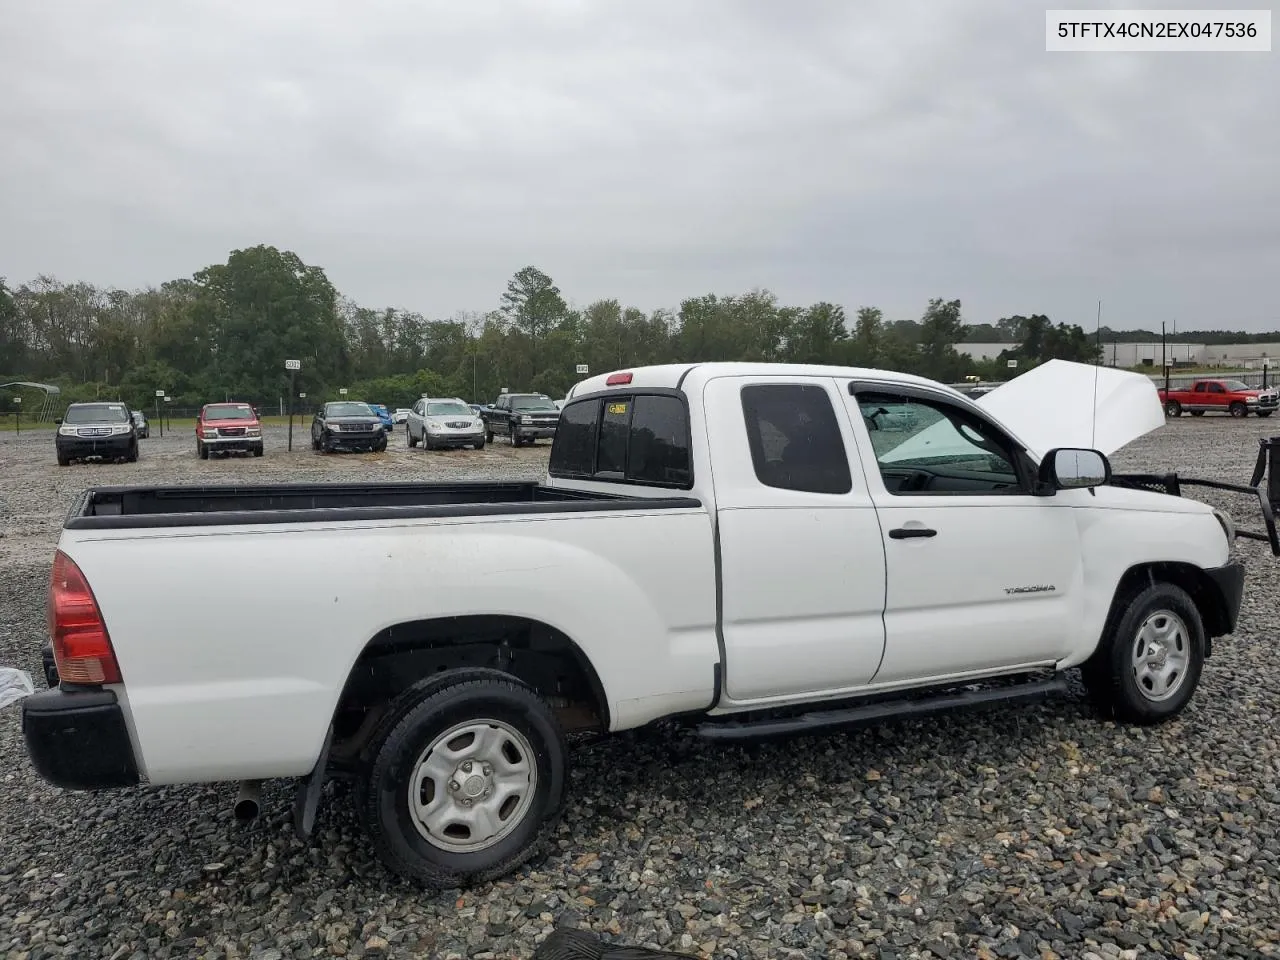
[{"x1": 2, "y1": 418, "x2": 1280, "y2": 959}]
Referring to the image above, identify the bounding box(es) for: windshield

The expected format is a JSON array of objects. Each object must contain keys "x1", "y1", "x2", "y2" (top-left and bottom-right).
[
  {"x1": 64, "y1": 403, "x2": 130, "y2": 423},
  {"x1": 326, "y1": 402, "x2": 374, "y2": 418},
  {"x1": 1222, "y1": 380, "x2": 1252, "y2": 392},
  {"x1": 510, "y1": 396, "x2": 557, "y2": 411},
  {"x1": 427, "y1": 402, "x2": 472, "y2": 417},
  {"x1": 204, "y1": 404, "x2": 256, "y2": 421}
]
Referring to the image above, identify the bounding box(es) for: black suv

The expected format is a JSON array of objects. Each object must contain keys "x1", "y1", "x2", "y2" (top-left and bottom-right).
[
  {"x1": 55, "y1": 402, "x2": 140, "y2": 466},
  {"x1": 311, "y1": 400, "x2": 388, "y2": 453}
]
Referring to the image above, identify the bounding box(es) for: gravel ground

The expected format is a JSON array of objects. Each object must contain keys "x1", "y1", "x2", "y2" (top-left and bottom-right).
[{"x1": 2, "y1": 419, "x2": 1280, "y2": 960}]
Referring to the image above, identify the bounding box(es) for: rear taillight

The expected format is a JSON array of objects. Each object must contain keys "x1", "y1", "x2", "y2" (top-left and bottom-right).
[
  {"x1": 606, "y1": 372, "x2": 633, "y2": 386},
  {"x1": 47, "y1": 549, "x2": 121, "y2": 685}
]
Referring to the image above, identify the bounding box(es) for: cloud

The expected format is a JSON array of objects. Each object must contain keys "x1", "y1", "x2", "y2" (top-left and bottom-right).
[{"x1": 0, "y1": 0, "x2": 1275, "y2": 330}]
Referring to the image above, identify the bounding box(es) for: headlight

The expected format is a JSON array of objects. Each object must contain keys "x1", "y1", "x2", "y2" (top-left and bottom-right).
[
  {"x1": 58, "y1": 426, "x2": 77, "y2": 436},
  {"x1": 245, "y1": 427, "x2": 261, "y2": 436},
  {"x1": 426, "y1": 422, "x2": 440, "y2": 432},
  {"x1": 111, "y1": 424, "x2": 132, "y2": 434},
  {"x1": 520, "y1": 415, "x2": 531, "y2": 424}
]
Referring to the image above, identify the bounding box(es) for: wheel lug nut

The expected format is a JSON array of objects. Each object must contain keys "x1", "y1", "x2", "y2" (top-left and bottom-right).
[
  {"x1": 482, "y1": 764, "x2": 492, "y2": 775},
  {"x1": 462, "y1": 798, "x2": 473, "y2": 806},
  {"x1": 449, "y1": 780, "x2": 459, "y2": 791},
  {"x1": 462, "y1": 761, "x2": 473, "y2": 772}
]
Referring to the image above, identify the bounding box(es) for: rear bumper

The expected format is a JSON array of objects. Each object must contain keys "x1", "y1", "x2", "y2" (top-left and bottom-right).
[
  {"x1": 1206, "y1": 560, "x2": 1245, "y2": 636},
  {"x1": 21, "y1": 688, "x2": 140, "y2": 790}
]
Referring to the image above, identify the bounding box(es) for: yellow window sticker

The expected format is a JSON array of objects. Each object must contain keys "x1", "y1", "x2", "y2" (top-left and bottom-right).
[{"x1": 607, "y1": 402, "x2": 629, "y2": 415}]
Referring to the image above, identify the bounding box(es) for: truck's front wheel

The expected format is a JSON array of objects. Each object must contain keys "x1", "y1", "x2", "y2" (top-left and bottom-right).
[
  {"x1": 1082, "y1": 582, "x2": 1204, "y2": 725},
  {"x1": 355, "y1": 674, "x2": 567, "y2": 887}
]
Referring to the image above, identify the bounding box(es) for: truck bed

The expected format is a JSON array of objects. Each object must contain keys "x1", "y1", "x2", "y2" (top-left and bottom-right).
[{"x1": 66, "y1": 481, "x2": 701, "y2": 530}]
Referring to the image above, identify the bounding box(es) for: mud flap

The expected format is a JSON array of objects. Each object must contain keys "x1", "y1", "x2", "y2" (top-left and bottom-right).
[{"x1": 293, "y1": 723, "x2": 333, "y2": 841}]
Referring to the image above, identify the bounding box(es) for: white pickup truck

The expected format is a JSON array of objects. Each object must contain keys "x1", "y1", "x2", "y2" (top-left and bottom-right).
[{"x1": 23, "y1": 360, "x2": 1270, "y2": 888}]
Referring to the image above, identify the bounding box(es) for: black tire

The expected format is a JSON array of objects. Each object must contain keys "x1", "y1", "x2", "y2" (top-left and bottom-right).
[
  {"x1": 1258, "y1": 410, "x2": 1274, "y2": 418},
  {"x1": 474, "y1": 438, "x2": 486, "y2": 450},
  {"x1": 355, "y1": 672, "x2": 567, "y2": 887},
  {"x1": 1189, "y1": 410, "x2": 1205, "y2": 417},
  {"x1": 127, "y1": 441, "x2": 139, "y2": 463},
  {"x1": 375, "y1": 438, "x2": 387, "y2": 453},
  {"x1": 253, "y1": 444, "x2": 264, "y2": 457},
  {"x1": 408, "y1": 427, "x2": 418, "y2": 448},
  {"x1": 198, "y1": 441, "x2": 209, "y2": 460},
  {"x1": 1081, "y1": 581, "x2": 1205, "y2": 725},
  {"x1": 56, "y1": 453, "x2": 70, "y2": 467},
  {"x1": 1164, "y1": 400, "x2": 1182, "y2": 417},
  {"x1": 485, "y1": 426, "x2": 494, "y2": 444},
  {"x1": 1229, "y1": 401, "x2": 1248, "y2": 418},
  {"x1": 510, "y1": 424, "x2": 522, "y2": 447}
]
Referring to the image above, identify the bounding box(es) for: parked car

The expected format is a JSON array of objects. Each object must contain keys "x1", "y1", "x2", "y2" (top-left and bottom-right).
[
  {"x1": 311, "y1": 401, "x2": 387, "y2": 453},
  {"x1": 196, "y1": 402, "x2": 264, "y2": 459},
  {"x1": 130, "y1": 410, "x2": 150, "y2": 439},
  {"x1": 1158, "y1": 378, "x2": 1279, "y2": 418},
  {"x1": 366, "y1": 403, "x2": 396, "y2": 432},
  {"x1": 392, "y1": 408, "x2": 411, "y2": 425},
  {"x1": 480, "y1": 392, "x2": 561, "y2": 446},
  {"x1": 20, "y1": 360, "x2": 1260, "y2": 890},
  {"x1": 407, "y1": 397, "x2": 486, "y2": 450},
  {"x1": 54, "y1": 402, "x2": 139, "y2": 466}
]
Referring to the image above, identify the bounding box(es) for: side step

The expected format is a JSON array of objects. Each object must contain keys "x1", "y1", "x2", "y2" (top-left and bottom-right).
[{"x1": 695, "y1": 674, "x2": 1070, "y2": 741}]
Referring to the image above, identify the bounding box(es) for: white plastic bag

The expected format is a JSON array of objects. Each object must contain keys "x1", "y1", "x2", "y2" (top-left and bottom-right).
[{"x1": 0, "y1": 668, "x2": 35, "y2": 710}]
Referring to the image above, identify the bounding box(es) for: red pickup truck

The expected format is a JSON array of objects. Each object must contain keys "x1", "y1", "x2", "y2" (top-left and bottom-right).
[
  {"x1": 196, "y1": 402, "x2": 265, "y2": 458},
  {"x1": 1158, "y1": 378, "x2": 1280, "y2": 418}
]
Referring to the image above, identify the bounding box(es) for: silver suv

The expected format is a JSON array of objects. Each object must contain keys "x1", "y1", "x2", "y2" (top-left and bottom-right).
[{"x1": 406, "y1": 397, "x2": 486, "y2": 451}]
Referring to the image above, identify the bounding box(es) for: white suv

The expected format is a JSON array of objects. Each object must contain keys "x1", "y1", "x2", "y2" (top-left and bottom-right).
[{"x1": 406, "y1": 397, "x2": 487, "y2": 450}]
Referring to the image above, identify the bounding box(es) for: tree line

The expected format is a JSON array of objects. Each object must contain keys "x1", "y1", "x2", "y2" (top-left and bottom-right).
[{"x1": 1, "y1": 244, "x2": 1105, "y2": 415}]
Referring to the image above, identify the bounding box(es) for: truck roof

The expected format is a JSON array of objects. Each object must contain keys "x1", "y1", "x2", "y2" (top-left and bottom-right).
[{"x1": 566, "y1": 362, "x2": 971, "y2": 402}]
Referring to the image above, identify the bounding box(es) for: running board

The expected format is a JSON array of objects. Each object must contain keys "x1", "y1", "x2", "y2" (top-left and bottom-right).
[{"x1": 695, "y1": 674, "x2": 1070, "y2": 741}]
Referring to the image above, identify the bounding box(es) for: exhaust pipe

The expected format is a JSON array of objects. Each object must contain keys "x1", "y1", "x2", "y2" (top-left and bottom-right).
[{"x1": 234, "y1": 779, "x2": 263, "y2": 820}]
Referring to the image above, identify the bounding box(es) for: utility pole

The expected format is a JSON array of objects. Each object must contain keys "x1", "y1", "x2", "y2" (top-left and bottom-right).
[
  {"x1": 155, "y1": 389, "x2": 164, "y2": 437},
  {"x1": 1162, "y1": 322, "x2": 1170, "y2": 395}
]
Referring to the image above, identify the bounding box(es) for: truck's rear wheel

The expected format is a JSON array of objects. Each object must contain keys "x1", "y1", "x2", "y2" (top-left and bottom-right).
[
  {"x1": 355, "y1": 673, "x2": 567, "y2": 887},
  {"x1": 1230, "y1": 401, "x2": 1248, "y2": 417},
  {"x1": 1164, "y1": 400, "x2": 1182, "y2": 417},
  {"x1": 1082, "y1": 582, "x2": 1204, "y2": 725}
]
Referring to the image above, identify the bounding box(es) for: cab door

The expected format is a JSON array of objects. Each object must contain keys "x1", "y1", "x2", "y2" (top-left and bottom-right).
[
  {"x1": 842, "y1": 381, "x2": 1084, "y2": 685},
  {"x1": 704, "y1": 375, "x2": 887, "y2": 704}
]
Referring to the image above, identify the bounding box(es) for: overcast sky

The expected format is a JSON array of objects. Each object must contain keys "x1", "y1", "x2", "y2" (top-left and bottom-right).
[{"x1": 1, "y1": 0, "x2": 1276, "y2": 332}]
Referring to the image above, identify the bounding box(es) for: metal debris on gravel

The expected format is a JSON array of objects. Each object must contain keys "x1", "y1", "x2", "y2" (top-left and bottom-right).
[{"x1": 2, "y1": 420, "x2": 1279, "y2": 959}]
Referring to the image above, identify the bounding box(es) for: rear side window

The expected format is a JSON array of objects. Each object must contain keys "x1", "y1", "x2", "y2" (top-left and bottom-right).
[
  {"x1": 741, "y1": 384, "x2": 852, "y2": 494},
  {"x1": 549, "y1": 394, "x2": 692, "y2": 488}
]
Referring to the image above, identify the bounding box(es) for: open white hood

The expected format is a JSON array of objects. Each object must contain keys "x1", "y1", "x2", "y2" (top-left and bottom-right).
[{"x1": 975, "y1": 359, "x2": 1165, "y2": 458}]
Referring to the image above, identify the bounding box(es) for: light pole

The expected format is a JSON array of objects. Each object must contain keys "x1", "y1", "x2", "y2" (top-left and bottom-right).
[
  {"x1": 155, "y1": 389, "x2": 165, "y2": 437},
  {"x1": 164, "y1": 396, "x2": 172, "y2": 433},
  {"x1": 12, "y1": 396, "x2": 20, "y2": 435},
  {"x1": 285, "y1": 360, "x2": 301, "y2": 451}
]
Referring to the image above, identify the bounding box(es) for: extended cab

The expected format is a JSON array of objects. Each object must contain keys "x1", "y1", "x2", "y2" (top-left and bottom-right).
[
  {"x1": 196, "y1": 402, "x2": 264, "y2": 458},
  {"x1": 21, "y1": 362, "x2": 1258, "y2": 889},
  {"x1": 1158, "y1": 378, "x2": 1279, "y2": 418}
]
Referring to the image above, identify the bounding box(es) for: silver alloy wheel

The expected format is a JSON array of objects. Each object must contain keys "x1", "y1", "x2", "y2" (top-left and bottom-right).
[
  {"x1": 407, "y1": 719, "x2": 538, "y2": 853},
  {"x1": 1131, "y1": 609, "x2": 1191, "y2": 702}
]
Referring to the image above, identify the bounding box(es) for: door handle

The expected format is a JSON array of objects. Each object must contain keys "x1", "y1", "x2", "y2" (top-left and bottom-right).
[{"x1": 888, "y1": 527, "x2": 937, "y2": 539}]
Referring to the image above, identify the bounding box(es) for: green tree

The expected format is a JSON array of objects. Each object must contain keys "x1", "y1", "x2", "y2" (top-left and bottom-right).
[{"x1": 500, "y1": 266, "x2": 567, "y2": 384}]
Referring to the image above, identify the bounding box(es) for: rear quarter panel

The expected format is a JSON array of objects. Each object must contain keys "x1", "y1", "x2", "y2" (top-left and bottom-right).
[{"x1": 63, "y1": 507, "x2": 718, "y2": 783}]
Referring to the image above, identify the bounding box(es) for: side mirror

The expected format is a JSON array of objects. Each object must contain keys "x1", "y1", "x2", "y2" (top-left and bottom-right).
[
  {"x1": 54, "y1": 418, "x2": 62, "y2": 424},
  {"x1": 1039, "y1": 447, "x2": 1111, "y2": 492}
]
